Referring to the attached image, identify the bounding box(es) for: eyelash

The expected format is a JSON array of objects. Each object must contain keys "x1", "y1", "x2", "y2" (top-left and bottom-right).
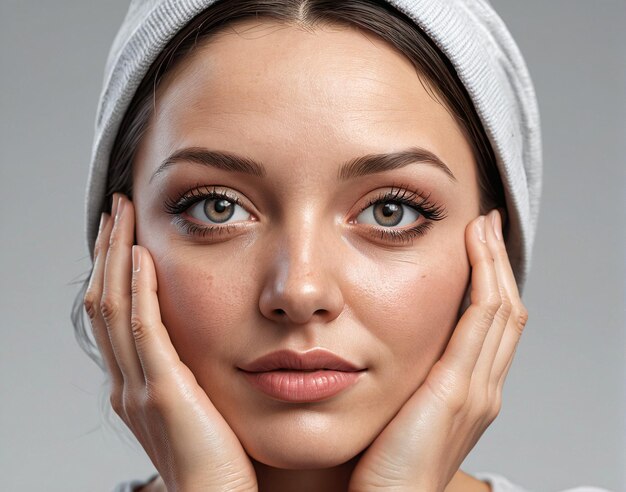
[
  {"x1": 359, "y1": 186, "x2": 447, "y2": 244},
  {"x1": 163, "y1": 183, "x2": 447, "y2": 244},
  {"x1": 164, "y1": 186, "x2": 246, "y2": 238}
]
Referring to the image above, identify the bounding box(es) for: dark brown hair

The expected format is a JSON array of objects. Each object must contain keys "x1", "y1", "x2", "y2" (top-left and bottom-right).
[{"x1": 74, "y1": 0, "x2": 504, "y2": 370}]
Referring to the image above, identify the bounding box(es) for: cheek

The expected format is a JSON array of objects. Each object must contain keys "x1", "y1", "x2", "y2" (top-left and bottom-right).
[
  {"x1": 150, "y1": 246, "x2": 256, "y2": 367},
  {"x1": 150, "y1": 235, "x2": 470, "y2": 378},
  {"x1": 346, "y1": 241, "x2": 470, "y2": 380}
]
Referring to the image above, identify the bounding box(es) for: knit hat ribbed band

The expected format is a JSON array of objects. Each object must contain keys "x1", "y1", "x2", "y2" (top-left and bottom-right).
[{"x1": 86, "y1": 0, "x2": 542, "y2": 292}]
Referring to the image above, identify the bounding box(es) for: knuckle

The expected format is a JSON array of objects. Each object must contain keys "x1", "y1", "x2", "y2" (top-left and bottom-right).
[
  {"x1": 470, "y1": 396, "x2": 489, "y2": 420},
  {"x1": 100, "y1": 294, "x2": 120, "y2": 323},
  {"x1": 130, "y1": 315, "x2": 149, "y2": 343},
  {"x1": 131, "y1": 276, "x2": 140, "y2": 297},
  {"x1": 497, "y1": 294, "x2": 513, "y2": 320},
  {"x1": 475, "y1": 314, "x2": 493, "y2": 336},
  {"x1": 109, "y1": 388, "x2": 124, "y2": 416},
  {"x1": 474, "y1": 292, "x2": 502, "y2": 331},
  {"x1": 447, "y1": 386, "x2": 470, "y2": 413},
  {"x1": 515, "y1": 305, "x2": 529, "y2": 334},
  {"x1": 83, "y1": 291, "x2": 99, "y2": 320},
  {"x1": 482, "y1": 292, "x2": 502, "y2": 318},
  {"x1": 427, "y1": 363, "x2": 469, "y2": 412},
  {"x1": 471, "y1": 386, "x2": 501, "y2": 423},
  {"x1": 488, "y1": 393, "x2": 502, "y2": 421}
]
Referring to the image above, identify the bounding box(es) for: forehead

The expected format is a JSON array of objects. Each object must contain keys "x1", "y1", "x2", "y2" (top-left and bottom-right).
[
  {"x1": 156, "y1": 19, "x2": 421, "y2": 113},
  {"x1": 139, "y1": 18, "x2": 475, "y2": 185}
]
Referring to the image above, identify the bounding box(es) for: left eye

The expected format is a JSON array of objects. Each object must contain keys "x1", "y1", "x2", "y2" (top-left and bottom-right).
[
  {"x1": 188, "y1": 197, "x2": 250, "y2": 224},
  {"x1": 356, "y1": 201, "x2": 420, "y2": 228}
]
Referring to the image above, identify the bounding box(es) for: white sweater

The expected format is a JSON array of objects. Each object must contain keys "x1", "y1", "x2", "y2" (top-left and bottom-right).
[{"x1": 113, "y1": 472, "x2": 613, "y2": 491}]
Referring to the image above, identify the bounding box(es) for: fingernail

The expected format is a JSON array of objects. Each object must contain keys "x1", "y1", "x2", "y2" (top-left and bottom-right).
[
  {"x1": 492, "y1": 210, "x2": 503, "y2": 241},
  {"x1": 475, "y1": 216, "x2": 486, "y2": 243},
  {"x1": 132, "y1": 245, "x2": 141, "y2": 273},
  {"x1": 116, "y1": 195, "x2": 125, "y2": 220}
]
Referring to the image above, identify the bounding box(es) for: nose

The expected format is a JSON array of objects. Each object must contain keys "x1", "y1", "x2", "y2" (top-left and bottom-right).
[{"x1": 258, "y1": 219, "x2": 345, "y2": 326}]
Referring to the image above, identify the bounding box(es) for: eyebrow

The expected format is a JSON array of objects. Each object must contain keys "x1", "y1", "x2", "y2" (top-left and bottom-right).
[{"x1": 150, "y1": 146, "x2": 457, "y2": 183}]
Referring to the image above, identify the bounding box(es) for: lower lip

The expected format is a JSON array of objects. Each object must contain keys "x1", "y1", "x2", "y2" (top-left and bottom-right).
[{"x1": 241, "y1": 370, "x2": 364, "y2": 403}]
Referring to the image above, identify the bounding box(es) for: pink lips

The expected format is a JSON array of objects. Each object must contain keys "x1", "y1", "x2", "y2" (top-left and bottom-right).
[{"x1": 239, "y1": 349, "x2": 365, "y2": 403}]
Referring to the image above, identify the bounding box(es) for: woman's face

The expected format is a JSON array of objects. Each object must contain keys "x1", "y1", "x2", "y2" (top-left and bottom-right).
[{"x1": 133, "y1": 19, "x2": 481, "y2": 469}]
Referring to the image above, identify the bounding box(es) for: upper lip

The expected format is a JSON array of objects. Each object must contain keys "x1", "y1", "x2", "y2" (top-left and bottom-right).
[{"x1": 239, "y1": 348, "x2": 364, "y2": 372}]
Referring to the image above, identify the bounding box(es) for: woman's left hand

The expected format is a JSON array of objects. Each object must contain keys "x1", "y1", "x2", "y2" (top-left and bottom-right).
[{"x1": 348, "y1": 210, "x2": 528, "y2": 492}]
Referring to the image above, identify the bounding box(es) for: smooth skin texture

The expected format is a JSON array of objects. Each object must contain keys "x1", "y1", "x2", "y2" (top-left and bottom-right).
[{"x1": 84, "y1": 19, "x2": 528, "y2": 492}]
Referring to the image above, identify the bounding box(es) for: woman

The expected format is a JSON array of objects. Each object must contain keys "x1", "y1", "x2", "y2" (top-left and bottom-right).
[{"x1": 73, "y1": 0, "x2": 576, "y2": 490}]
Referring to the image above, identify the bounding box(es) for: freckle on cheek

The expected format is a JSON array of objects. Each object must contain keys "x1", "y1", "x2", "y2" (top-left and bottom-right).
[{"x1": 156, "y1": 264, "x2": 216, "y2": 329}]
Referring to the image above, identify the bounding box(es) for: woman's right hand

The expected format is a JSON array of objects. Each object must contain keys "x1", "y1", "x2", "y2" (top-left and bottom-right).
[{"x1": 84, "y1": 193, "x2": 258, "y2": 492}]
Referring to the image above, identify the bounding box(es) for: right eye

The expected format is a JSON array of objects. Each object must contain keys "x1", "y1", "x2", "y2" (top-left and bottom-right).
[{"x1": 187, "y1": 196, "x2": 250, "y2": 225}]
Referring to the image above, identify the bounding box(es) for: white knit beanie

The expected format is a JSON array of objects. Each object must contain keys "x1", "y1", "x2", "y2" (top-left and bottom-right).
[{"x1": 85, "y1": 0, "x2": 542, "y2": 292}]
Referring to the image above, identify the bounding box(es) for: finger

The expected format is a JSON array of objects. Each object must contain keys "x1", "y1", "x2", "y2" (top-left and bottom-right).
[
  {"x1": 101, "y1": 194, "x2": 144, "y2": 386},
  {"x1": 489, "y1": 210, "x2": 529, "y2": 380},
  {"x1": 437, "y1": 215, "x2": 502, "y2": 380},
  {"x1": 130, "y1": 246, "x2": 256, "y2": 470},
  {"x1": 84, "y1": 212, "x2": 123, "y2": 386},
  {"x1": 497, "y1": 344, "x2": 518, "y2": 392},
  {"x1": 471, "y1": 210, "x2": 512, "y2": 387},
  {"x1": 130, "y1": 245, "x2": 185, "y2": 380}
]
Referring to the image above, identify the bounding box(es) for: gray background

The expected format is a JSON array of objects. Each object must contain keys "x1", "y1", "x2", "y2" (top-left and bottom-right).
[{"x1": 1, "y1": 1, "x2": 624, "y2": 491}]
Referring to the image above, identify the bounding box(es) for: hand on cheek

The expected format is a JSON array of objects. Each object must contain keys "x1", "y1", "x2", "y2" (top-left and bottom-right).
[
  {"x1": 348, "y1": 210, "x2": 528, "y2": 492},
  {"x1": 83, "y1": 194, "x2": 258, "y2": 492}
]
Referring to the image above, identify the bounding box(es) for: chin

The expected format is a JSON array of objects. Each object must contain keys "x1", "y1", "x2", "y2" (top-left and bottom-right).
[
  {"x1": 246, "y1": 442, "x2": 360, "y2": 470},
  {"x1": 232, "y1": 411, "x2": 374, "y2": 470}
]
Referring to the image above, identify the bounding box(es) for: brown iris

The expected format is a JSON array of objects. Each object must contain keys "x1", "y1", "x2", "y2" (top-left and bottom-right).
[
  {"x1": 204, "y1": 198, "x2": 235, "y2": 223},
  {"x1": 374, "y1": 202, "x2": 403, "y2": 227}
]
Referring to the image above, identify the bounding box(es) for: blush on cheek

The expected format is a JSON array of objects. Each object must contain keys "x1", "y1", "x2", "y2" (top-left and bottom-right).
[
  {"x1": 375, "y1": 252, "x2": 470, "y2": 385},
  {"x1": 152, "y1": 251, "x2": 249, "y2": 365},
  {"x1": 414, "y1": 265, "x2": 469, "y2": 348}
]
